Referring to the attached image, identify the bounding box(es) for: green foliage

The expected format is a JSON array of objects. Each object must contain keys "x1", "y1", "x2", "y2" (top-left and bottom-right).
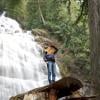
[
  {"x1": 46, "y1": 18, "x2": 89, "y2": 71},
  {"x1": 0, "y1": 0, "x2": 90, "y2": 77},
  {"x1": 43, "y1": 0, "x2": 89, "y2": 76}
]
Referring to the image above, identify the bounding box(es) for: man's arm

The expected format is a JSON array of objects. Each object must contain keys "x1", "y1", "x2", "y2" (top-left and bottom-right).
[{"x1": 43, "y1": 52, "x2": 47, "y2": 62}]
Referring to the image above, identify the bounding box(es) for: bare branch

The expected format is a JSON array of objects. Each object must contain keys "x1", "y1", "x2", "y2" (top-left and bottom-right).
[
  {"x1": 74, "y1": 0, "x2": 88, "y2": 24},
  {"x1": 67, "y1": 0, "x2": 71, "y2": 15},
  {"x1": 38, "y1": 0, "x2": 46, "y2": 25}
]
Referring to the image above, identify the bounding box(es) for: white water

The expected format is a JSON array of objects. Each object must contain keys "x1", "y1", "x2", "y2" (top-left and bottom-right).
[{"x1": 0, "y1": 13, "x2": 61, "y2": 100}]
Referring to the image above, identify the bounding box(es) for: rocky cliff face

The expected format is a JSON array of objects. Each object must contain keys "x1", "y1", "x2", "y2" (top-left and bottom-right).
[{"x1": 32, "y1": 28, "x2": 94, "y2": 97}]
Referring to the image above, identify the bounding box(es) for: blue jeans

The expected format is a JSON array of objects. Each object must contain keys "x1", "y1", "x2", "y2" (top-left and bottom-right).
[{"x1": 47, "y1": 61, "x2": 56, "y2": 83}]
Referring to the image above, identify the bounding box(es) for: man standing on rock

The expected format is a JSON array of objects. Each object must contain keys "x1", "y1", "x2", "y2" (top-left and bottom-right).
[{"x1": 43, "y1": 44, "x2": 58, "y2": 84}]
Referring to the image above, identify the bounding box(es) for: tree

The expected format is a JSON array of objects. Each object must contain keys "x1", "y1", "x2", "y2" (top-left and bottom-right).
[
  {"x1": 37, "y1": 0, "x2": 46, "y2": 25},
  {"x1": 88, "y1": 0, "x2": 100, "y2": 99}
]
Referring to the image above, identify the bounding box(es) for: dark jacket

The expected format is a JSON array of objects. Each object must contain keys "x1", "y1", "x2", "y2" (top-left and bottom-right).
[{"x1": 43, "y1": 53, "x2": 55, "y2": 62}]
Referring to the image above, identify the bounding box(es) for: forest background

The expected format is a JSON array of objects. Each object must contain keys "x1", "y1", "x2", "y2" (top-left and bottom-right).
[{"x1": 0, "y1": 0, "x2": 99, "y2": 99}]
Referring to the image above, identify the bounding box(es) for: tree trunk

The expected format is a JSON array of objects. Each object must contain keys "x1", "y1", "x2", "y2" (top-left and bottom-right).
[
  {"x1": 38, "y1": 0, "x2": 46, "y2": 25},
  {"x1": 88, "y1": 0, "x2": 100, "y2": 99}
]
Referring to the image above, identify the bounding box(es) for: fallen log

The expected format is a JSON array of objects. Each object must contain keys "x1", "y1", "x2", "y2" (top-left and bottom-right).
[
  {"x1": 10, "y1": 77, "x2": 83, "y2": 100},
  {"x1": 66, "y1": 95, "x2": 97, "y2": 100}
]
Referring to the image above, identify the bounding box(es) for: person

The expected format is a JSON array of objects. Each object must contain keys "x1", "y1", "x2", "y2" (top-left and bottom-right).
[{"x1": 43, "y1": 45, "x2": 58, "y2": 84}]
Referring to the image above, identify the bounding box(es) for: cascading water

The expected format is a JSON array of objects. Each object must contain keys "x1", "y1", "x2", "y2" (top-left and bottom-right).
[{"x1": 0, "y1": 13, "x2": 61, "y2": 100}]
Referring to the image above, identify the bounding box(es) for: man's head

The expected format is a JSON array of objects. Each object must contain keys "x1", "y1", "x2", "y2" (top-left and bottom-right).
[
  {"x1": 49, "y1": 45, "x2": 58, "y2": 54},
  {"x1": 44, "y1": 45, "x2": 58, "y2": 54}
]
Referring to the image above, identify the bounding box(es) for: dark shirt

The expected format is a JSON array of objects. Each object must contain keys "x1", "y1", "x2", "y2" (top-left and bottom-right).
[{"x1": 44, "y1": 53, "x2": 55, "y2": 62}]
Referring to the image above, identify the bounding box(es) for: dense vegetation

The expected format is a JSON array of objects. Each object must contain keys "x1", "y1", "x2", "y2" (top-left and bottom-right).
[{"x1": 0, "y1": 0, "x2": 89, "y2": 78}]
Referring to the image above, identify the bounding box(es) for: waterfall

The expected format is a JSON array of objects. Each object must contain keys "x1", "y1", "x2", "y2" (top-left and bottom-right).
[{"x1": 0, "y1": 13, "x2": 61, "y2": 100}]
